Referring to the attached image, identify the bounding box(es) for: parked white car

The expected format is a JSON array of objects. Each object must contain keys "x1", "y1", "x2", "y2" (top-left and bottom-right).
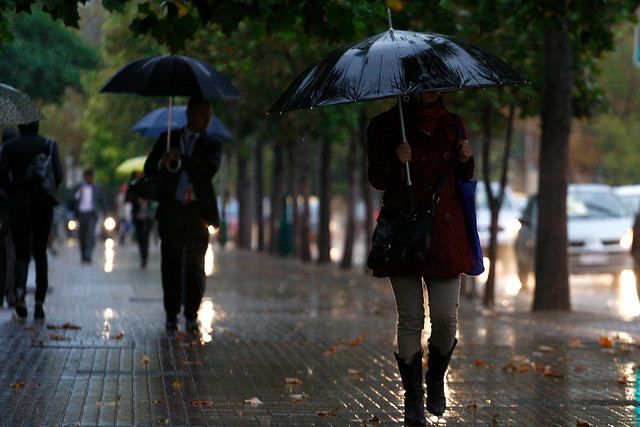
[
  {"x1": 614, "y1": 184, "x2": 640, "y2": 215},
  {"x1": 515, "y1": 184, "x2": 634, "y2": 285},
  {"x1": 475, "y1": 182, "x2": 523, "y2": 248}
]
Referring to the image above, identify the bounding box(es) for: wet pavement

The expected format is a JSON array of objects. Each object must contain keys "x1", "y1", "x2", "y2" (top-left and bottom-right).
[{"x1": 1, "y1": 237, "x2": 640, "y2": 426}]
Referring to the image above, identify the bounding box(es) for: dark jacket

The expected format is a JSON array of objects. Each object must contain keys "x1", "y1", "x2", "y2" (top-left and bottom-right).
[
  {"x1": 366, "y1": 103, "x2": 474, "y2": 279},
  {"x1": 0, "y1": 133, "x2": 63, "y2": 204},
  {"x1": 144, "y1": 128, "x2": 221, "y2": 227}
]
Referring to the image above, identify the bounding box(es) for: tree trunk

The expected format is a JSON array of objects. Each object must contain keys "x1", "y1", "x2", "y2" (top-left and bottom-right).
[
  {"x1": 340, "y1": 119, "x2": 361, "y2": 269},
  {"x1": 254, "y1": 140, "x2": 264, "y2": 251},
  {"x1": 269, "y1": 143, "x2": 285, "y2": 254},
  {"x1": 298, "y1": 136, "x2": 312, "y2": 262},
  {"x1": 360, "y1": 110, "x2": 375, "y2": 273},
  {"x1": 236, "y1": 147, "x2": 252, "y2": 250},
  {"x1": 481, "y1": 104, "x2": 497, "y2": 307},
  {"x1": 317, "y1": 136, "x2": 332, "y2": 264},
  {"x1": 287, "y1": 144, "x2": 300, "y2": 257},
  {"x1": 533, "y1": 13, "x2": 572, "y2": 311}
]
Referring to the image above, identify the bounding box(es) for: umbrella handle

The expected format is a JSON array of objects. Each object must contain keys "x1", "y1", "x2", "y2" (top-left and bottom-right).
[{"x1": 397, "y1": 95, "x2": 412, "y2": 186}]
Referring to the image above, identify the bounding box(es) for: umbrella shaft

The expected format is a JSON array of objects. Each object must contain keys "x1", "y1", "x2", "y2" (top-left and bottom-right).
[{"x1": 397, "y1": 95, "x2": 412, "y2": 186}]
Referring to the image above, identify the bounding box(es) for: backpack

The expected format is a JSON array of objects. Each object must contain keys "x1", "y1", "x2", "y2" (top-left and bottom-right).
[{"x1": 24, "y1": 138, "x2": 58, "y2": 205}]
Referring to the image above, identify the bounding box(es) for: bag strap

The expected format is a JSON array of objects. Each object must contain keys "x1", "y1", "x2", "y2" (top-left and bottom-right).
[{"x1": 429, "y1": 149, "x2": 456, "y2": 208}]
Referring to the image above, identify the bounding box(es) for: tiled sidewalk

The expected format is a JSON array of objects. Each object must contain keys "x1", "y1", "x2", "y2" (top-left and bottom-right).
[{"x1": 0, "y1": 237, "x2": 639, "y2": 425}]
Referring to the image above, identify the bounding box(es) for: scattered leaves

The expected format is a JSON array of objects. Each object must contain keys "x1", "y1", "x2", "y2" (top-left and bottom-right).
[
  {"x1": 244, "y1": 397, "x2": 263, "y2": 405},
  {"x1": 574, "y1": 365, "x2": 585, "y2": 371},
  {"x1": 349, "y1": 334, "x2": 366, "y2": 347},
  {"x1": 617, "y1": 376, "x2": 628, "y2": 384},
  {"x1": 475, "y1": 359, "x2": 484, "y2": 367},
  {"x1": 285, "y1": 377, "x2": 302, "y2": 385},
  {"x1": 363, "y1": 415, "x2": 381, "y2": 424},
  {"x1": 173, "y1": 381, "x2": 182, "y2": 388},
  {"x1": 152, "y1": 400, "x2": 167, "y2": 404},
  {"x1": 543, "y1": 367, "x2": 564, "y2": 378},
  {"x1": 570, "y1": 339, "x2": 581, "y2": 347},
  {"x1": 97, "y1": 394, "x2": 121, "y2": 406},
  {"x1": 291, "y1": 393, "x2": 308, "y2": 402},
  {"x1": 24, "y1": 326, "x2": 36, "y2": 334},
  {"x1": 49, "y1": 333, "x2": 71, "y2": 341},
  {"x1": 466, "y1": 401, "x2": 480, "y2": 409},
  {"x1": 317, "y1": 408, "x2": 340, "y2": 416},
  {"x1": 10, "y1": 382, "x2": 25, "y2": 388},
  {"x1": 189, "y1": 400, "x2": 214, "y2": 406},
  {"x1": 141, "y1": 355, "x2": 151, "y2": 365},
  {"x1": 182, "y1": 360, "x2": 202, "y2": 365},
  {"x1": 576, "y1": 420, "x2": 591, "y2": 426},
  {"x1": 156, "y1": 419, "x2": 169, "y2": 424},
  {"x1": 47, "y1": 323, "x2": 81, "y2": 330}
]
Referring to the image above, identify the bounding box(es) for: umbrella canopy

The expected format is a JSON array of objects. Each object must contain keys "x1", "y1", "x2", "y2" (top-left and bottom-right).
[
  {"x1": 100, "y1": 54, "x2": 241, "y2": 99},
  {"x1": 0, "y1": 83, "x2": 45, "y2": 125},
  {"x1": 115, "y1": 155, "x2": 147, "y2": 178},
  {"x1": 269, "y1": 29, "x2": 527, "y2": 113},
  {"x1": 131, "y1": 106, "x2": 234, "y2": 141}
]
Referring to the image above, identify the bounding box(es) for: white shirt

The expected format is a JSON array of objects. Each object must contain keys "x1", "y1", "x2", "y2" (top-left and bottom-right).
[{"x1": 76, "y1": 184, "x2": 95, "y2": 213}]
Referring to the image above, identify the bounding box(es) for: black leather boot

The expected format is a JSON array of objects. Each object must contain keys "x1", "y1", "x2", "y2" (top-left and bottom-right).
[
  {"x1": 425, "y1": 338, "x2": 457, "y2": 416},
  {"x1": 394, "y1": 350, "x2": 426, "y2": 426}
]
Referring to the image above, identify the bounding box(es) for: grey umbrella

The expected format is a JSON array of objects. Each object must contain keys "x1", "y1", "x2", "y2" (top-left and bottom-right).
[{"x1": 0, "y1": 83, "x2": 45, "y2": 125}]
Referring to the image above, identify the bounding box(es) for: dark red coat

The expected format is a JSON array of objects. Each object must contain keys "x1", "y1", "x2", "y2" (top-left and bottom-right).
[{"x1": 366, "y1": 102, "x2": 475, "y2": 279}]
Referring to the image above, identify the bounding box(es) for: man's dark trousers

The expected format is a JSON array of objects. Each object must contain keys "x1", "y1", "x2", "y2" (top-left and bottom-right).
[
  {"x1": 158, "y1": 201, "x2": 208, "y2": 322},
  {"x1": 10, "y1": 194, "x2": 53, "y2": 303},
  {"x1": 77, "y1": 211, "x2": 97, "y2": 262}
]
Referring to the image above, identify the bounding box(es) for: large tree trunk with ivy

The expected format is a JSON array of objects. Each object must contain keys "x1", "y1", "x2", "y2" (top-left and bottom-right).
[
  {"x1": 317, "y1": 136, "x2": 332, "y2": 264},
  {"x1": 533, "y1": 13, "x2": 572, "y2": 311}
]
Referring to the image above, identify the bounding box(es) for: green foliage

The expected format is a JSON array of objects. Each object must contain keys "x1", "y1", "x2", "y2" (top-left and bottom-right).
[{"x1": 0, "y1": 11, "x2": 99, "y2": 103}]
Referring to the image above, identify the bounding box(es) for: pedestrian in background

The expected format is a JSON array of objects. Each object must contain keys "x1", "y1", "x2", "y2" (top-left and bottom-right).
[
  {"x1": 126, "y1": 171, "x2": 154, "y2": 269},
  {"x1": 0, "y1": 121, "x2": 63, "y2": 319},
  {"x1": 366, "y1": 91, "x2": 474, "y2": 424},
  {"x1": 72, "y1": 169, "x2": 108, "y2": 264},
  {"x1": 144, "y1": 97, "x2": 221, "y2": 334},
  {"x1": 0, "y1": 127, "x2": 17, "y2": 307}
]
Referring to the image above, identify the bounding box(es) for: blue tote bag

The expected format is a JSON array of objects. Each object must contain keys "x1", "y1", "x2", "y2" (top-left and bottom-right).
[{"x1": 453, "y1": 114, "x2": 485, "y2": 276}]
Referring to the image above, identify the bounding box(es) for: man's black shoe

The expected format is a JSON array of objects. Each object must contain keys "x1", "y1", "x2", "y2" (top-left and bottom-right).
[
  {"x1": 34, "y1": 303, "x2": 45, "y2": 319},
  {"x1": 15, "y1": 302, "x2": 27, "y2": 318},
  {"x1": 165, "y1": 317, "x2": 178, "y2": 331},
  {"x1": 185, "y1": 318, "x2": 199, "y2": 334}
]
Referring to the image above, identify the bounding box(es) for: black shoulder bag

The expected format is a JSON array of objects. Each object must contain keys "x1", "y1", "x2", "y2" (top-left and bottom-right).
[{"x1": 366, "y1": 153, "x2": 455, "y2": 270}]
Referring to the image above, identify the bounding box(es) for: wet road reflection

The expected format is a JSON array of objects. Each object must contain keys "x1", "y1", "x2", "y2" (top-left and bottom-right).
[{"x1": 104, "y1": 238, "x2": 115, "y2": 273}]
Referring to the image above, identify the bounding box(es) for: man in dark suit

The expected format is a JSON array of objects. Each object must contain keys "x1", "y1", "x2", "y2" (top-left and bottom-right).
[
  {"x1": 144, "y1": 97, "x2": 221, "y2": 334},
  {"x1": 72, "y1": 169, "x2": 108, "y2": 264},
  {"x1": 0, "y1": 121, "x2": 63, "y2": 319}
]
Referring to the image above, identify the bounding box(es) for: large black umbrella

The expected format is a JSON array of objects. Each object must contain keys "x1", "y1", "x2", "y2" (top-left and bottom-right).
[
  {"x1": 269, "y1": 29, "x2": 527, "y2": 113},
  {"x1": 131, "y1": 105, "x2": 234, "y2": 141},
  {"x1": 269, "y1": 16, "x2": 527, "y2": 185},
  {"x1": 101, "y1": 54, "x2": 240, "y2": 149}
]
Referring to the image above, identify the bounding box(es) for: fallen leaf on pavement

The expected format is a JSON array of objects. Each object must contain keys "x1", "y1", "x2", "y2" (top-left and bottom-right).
[
  {"x1": 291, "y1": 393, "x2": 308, "y2": 402},
  {"x1": 617, "y1": 376, "x2": 628, "y2": 384},
  {"x1": 348, "y1": 368, "x2": 364, "y2": 377},
  {"x1": 189, "y1": 400, "x2": 214, "y2": 406},
  {"x1": 576, "y1": 420, "x2": 590, "y2": 426},
  {"x1": 173, "y1": 381, "x2": 182, "y2": 388},
  {"x1": 110, "y1": 331, "x2": 124, "y2": 340},
  {"x1": 24, "y1": 327, "x2": 36, "y2": 333},
  {"x1": 285, "y1": 377, "x2": 302, "y2": 385},
  {"x1": 349, "y1": 334, "x2": 366, "y2": 346},
  {"x1": 544, "y1": 367, "x2": 564, "y2": 378},
  {"x1": 537, "y1": 345, "x2": 555, "y2": 353},
  {"x1": 317, "y1": 408, "x2": 340, "y2": 416},
  {"x1": 49, "y1": 333, "x2": 71, "y2": 341},
  {"x1": 156, "y1": 419, "x2": 169, "y2": 424},
  {"x1": 152, "y1": 400, "x2": 166, "y2": 404},
  {"x1": 600, "y1": 336, "x2": 614, "y2": 347},
  {"x1": 141, "y1": 355, "x2": 151, "y2": 365},
  {"x1": 10, "y1": 382, "x2": 25, "y2": 388},
  {"x1": 475, "y1": 359, "x2": 484, "y2": 367},
  {"x1": 466, "y1": 401, "x2": 480, "y2": 409},
  {"x1": 574, "y1": 365, "x2": 585, "y2": 371},
  {"x1": 363, "y1": 415, "x2": 381, "y2": 424},
  {"x1": 97, "y1": 394, "x2": 121, "y2": 406},
  {"x1": 182, "y1": 360, "x2": 202, "y2": 365},
  {"x1": 570, "y1": 339, "x2": 581, "y2": 346},
  {"x1": 244, "y1": 397, "x2": 263, "y2": 405}
]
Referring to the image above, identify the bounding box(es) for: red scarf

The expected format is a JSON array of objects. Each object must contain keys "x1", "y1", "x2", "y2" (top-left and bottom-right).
[{"x1": 408, "y1": 96, "x2": 448, "y2": 135}]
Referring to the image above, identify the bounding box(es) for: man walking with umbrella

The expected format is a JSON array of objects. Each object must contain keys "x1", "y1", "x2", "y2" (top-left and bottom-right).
[{"x1": 144, "y1": 97, "x2": 221, "y2": 334}]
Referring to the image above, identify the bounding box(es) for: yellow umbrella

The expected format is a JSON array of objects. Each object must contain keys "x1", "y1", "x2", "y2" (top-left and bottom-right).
[{"x1": 115, "y1": 155, "x2": 147, "y2": 178}]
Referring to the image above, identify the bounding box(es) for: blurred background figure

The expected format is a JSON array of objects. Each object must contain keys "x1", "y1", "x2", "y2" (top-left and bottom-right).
[
  {"x1": 0, "y1": 121, "x2": 63, "y2": 319},
  {"x1": 116, "y1": 180, "x2": 132, "y2": 244},
  {"x1": 126, "y1": 171, "x2": 155, "y2": 268},
  {"x1": 0, "y1": 127, "x2": 17, "y2": 307},
  {"x1": 71, "y1": 169, "x2": 108, "y2": 264}
]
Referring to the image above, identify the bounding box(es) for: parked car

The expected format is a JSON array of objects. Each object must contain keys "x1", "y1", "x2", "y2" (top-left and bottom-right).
[
  {"x1": 614, "y1": 184, "x2": 640, "y2": 215},
  {"x1": 515, "y1": 183, "x2": 634, "y2": 286},
  {"x1": 475, "y1": 182, "x2": 523, "y2": 248}
]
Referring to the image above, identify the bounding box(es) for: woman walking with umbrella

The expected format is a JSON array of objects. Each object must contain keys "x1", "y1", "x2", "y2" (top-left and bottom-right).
[{"x1": 367, "y1": 91, "x2": 474, "y2": 423}]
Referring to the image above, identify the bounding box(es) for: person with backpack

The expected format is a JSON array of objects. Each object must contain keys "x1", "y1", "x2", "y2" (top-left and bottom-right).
[{"x1": 0, "y1": 121, "x2": 63, "y2": 319}]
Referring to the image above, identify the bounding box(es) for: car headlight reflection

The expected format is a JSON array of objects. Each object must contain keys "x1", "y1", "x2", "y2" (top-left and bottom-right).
[
  {"x1": 104, "y1": 217, "x2": 116, "y2": 231},
  {"x1": 620, "y1": 228, "x2": 633, "y2": 250},
  {"x1": 67, "y1": 220, "x2": 78, "y2": 231}
]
